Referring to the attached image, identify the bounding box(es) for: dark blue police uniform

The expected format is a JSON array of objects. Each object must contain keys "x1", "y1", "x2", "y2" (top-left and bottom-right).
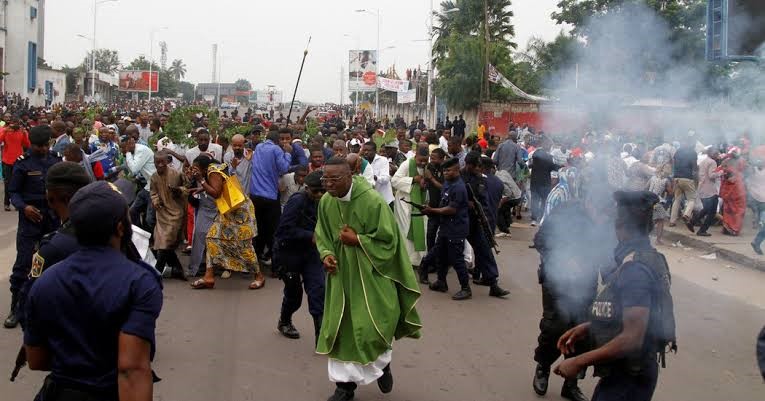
[
  {"x1": 8, "y1": 151, "x2": 61, "y2": 305},
  {"x1": 462, "y1": 171, "x2": 500, "y2": 284},
  {"x1": 274, "y1": 190, "x2": 325, "y2": 335},
  {"x1": 420, "y1": 178, "x2": 470, "y2": 287},
  {"x1": 16, "y1": 221, "x2": 79, "y2": 328},
  {"x1": 484, "y1": 172, "x2": 504, "y2": 234},
  {"x1": 24, "y1": 247, "x2": 163, "y2": 400},
  {"x1": 589, "y1": 238, "x2": 659, "y2": 401},
  {"x1": 424, "y1": 162, "x2": 444, "y2": 251}
]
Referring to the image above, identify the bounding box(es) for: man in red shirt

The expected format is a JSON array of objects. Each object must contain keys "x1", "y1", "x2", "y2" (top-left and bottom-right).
[{"x1": 0, "y1": 114, "x2": 30, "y2": 211}]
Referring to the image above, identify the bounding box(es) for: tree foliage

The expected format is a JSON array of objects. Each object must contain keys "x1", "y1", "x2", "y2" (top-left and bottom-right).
[
  {"x1": 235, "y1": 78, "x2": 253, "y2": 91},
  {"x1": 82, "y1": 49, "x2": 121, "y2": 74},
  {"x1": 168, "y1": 59, "x2": 187, "y2": 81},
  {"x1": 516, "y1": 32, "x2": 583, "y2": 90},
  {"x1": 552, "y1": 0, "x2": 707, "y2": 62}
]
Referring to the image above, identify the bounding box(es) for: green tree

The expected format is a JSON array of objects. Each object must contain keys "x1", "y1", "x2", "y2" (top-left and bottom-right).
[
  {"x1": 552, "y1": 0, "x2": 707, "y2": 62},
  {"x1": 516, "y1": 32, "x2": 583, "y2": 89},
  {"x1": 168, "y1": 59, "x2": 187, "y2": 80},
  {"x1": 432, "y1": 0, "x2": 517, "y2": 66},
  {"x1": 235, "y1": 78, "x2": 252, "y2": 91},
  {"x1": 178, "y1": 81, "x2": 195, "y2": 102},
  {"x1": 82, "y1": 49, "x2": 121, "y2": 74}
]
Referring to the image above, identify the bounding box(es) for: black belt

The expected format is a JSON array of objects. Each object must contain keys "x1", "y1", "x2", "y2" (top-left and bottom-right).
[{"x1": 36, "y1": 375, "x2": 118, "y2": 401}]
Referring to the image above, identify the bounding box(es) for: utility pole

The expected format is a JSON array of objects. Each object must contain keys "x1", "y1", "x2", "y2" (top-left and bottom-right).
[{"x1": 484, "y1": 0, "x2": 490, "y2": 102}]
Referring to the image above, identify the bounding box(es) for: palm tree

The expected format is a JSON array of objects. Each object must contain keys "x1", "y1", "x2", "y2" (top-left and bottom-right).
[
  {"x1": 432, "y1": 0, "x2": 516, "y2": 66},
  {"x1": 168, "y1": 59, "x2": 187, "y2": 81}
]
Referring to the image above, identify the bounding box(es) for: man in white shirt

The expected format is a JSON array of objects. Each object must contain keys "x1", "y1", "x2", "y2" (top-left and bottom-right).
[
  {"x1": 124, "y1": 136, "x2": 157, "y2": 232},
  {"x1": 137, "y1": 112, "x2": 153, "y2": 143},
  {"x1": 439, "y1": 129, "x2": 451, "y2": 152},
  {"x1": 362, "y1": 141, "x2": 394, "y2": 206},
  {"x1": 184, "y1": 129, "x2": 223, "y2": 164},
  {"x1": 278, "y1": 166, "x2": 308, "y2": 209}
]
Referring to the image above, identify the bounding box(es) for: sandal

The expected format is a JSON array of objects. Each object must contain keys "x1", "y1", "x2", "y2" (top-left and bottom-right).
[
  {"x1": 249, "y1": 272, "x2": 265, "y2": 290},
  {"x1": 190, "y1": 279, "x2": 214, "y2": 289}
]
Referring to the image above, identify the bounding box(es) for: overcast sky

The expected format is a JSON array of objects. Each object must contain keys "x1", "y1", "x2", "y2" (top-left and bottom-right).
[{"x1": 45, "y1": 0, "x2": 566, "y2": 103}]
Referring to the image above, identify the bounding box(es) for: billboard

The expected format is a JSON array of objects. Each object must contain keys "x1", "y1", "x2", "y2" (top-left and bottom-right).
[
  {"x1": 349, "y1": 50, "x2": 377, "y2": 92},
  {"x1": 118, "y1": 70, "x2": 159, "y2": 92},
  {"x1": 249, "y1": 89, "x2": 284, "y2": 104},
  {"x1": 706, "y1": 0, "x2": 765, "y2": 61}
]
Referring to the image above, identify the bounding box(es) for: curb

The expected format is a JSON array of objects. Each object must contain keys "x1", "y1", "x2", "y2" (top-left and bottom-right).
[{"x1": 662, "y1": 230, "x2": 765, "y2": 273}]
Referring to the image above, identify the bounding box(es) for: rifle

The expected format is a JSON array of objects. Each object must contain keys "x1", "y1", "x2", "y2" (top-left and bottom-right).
[
  {"x1": 465, "y1": 183, "x2": 501, "y2": 255},
  {"x1": 400, "y1": 198, "x2": 426, "y2": 217},
  {"x1": 10, "y1": 346, "x2": 25, "y2": 381}
]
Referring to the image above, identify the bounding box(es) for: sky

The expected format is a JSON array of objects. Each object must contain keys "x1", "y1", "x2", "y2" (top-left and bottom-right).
[{"x1": 45, "y1": 0, "x2": 566, "y2": 103}]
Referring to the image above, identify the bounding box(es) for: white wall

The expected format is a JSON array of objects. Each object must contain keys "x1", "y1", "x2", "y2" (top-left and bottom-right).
[
  {"x1": 3, "y1": 1, "x2": 42, "y2": 97},
  {"x1": 33, "y1": 67, "x2": 64, "y2": 106}
]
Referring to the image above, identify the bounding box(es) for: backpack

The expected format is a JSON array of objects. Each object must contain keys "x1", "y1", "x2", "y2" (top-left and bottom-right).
[{"x1": 625, "y1": 249, "x2": 678, "y2": 368}]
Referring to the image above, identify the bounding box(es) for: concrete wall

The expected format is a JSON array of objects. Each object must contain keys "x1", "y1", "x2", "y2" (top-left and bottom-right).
[
  {"x1": 33, "y1": 67, "x2": 64, "y2": 106},
  {"x1": 3, "y1": 1, "x2": 43, "y2": 97}
]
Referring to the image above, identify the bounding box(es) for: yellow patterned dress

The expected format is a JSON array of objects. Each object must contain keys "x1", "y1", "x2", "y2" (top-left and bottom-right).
[{"x1": 205, "y1": 163, "x2": 260, "y2": 273}]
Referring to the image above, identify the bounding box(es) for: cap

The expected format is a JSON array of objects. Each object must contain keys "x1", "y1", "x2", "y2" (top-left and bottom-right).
[
  {"x1": 46, "y1": 162, "x2": 91, "y2": 189},
  {"x1": 69, "y1": 181, "x2": 129, "y2": 233},
  {"x1": 304, "y1": 170, "x2": 324, "y2": 190},
  {"x1": 384, "y1": 141, "x2": 398, "y2": 148},
  {"x1": 292, "y1": 139, "x2": 303, "y2": 144},
  {"x1": 29, "y1": 125, "x2": 52, "y2": 146}
]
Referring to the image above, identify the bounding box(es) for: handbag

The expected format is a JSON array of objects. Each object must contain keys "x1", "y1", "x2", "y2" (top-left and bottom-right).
[{"x1": 211, "y1": 166, "x2": 246, "y2": 215}]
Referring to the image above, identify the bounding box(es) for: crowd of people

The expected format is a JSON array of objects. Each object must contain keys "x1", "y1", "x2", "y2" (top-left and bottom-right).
[{"x1": 1, "y1": 92, "x2": 763, "y2": 401}]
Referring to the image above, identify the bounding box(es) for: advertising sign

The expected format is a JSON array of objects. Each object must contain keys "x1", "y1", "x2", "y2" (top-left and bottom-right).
[
  {"x1": 378, "y1": 77, "x2": 410, "y2": 93},
  {"x1": 397, "y1": 89, "x2": 416, "y2": 104},
  {"x1": 118, "y1": 70, "x2": 159, "y2": 92},
  {"x1": 249, "y1": 89, "x2": 284, "y2": 104},
  {"x1": 349, "y1": 50, "x2": 377, "y2": 92}
]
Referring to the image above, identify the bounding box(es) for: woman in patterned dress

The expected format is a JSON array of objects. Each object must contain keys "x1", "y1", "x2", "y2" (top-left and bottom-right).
[{"x1": 189, "y1": 155, "x2": 265, "y2": 290}]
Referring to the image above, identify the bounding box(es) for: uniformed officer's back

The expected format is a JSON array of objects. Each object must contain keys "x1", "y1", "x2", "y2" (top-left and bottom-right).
[{"x1": 23, "y1": 181, "x2": 162, "y2": 401}]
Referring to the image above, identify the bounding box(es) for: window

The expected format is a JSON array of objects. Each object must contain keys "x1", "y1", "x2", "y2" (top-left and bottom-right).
[
  {"x1": 27, "y1": 42, "x2": 37, "y2": 92},
  {"x1": 30, "y1": 6, "x2": 37, "y2": 20}
]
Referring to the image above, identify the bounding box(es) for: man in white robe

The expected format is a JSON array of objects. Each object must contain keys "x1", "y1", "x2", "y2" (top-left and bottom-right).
[{"x1": 391, "y1": 146, "x2": 430, "y2": 266}]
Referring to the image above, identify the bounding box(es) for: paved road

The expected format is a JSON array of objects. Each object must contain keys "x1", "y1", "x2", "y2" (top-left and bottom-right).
[{"x1": 0, "y1": 209, "x2": 763, "y2": 400}]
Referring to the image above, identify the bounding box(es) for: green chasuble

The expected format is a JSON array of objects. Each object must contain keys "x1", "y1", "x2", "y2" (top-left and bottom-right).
[
  {"x1": 315, "y1": 176, "x2": 422, "y2": 364},
  {"x1": 407, "y1": 158, "x2": 427, "y2": 251}
]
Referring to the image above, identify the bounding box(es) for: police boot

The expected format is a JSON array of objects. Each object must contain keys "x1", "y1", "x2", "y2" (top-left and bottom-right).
[
  {"x1": 561, "y1": 379, "x2": 588, "y2": 401},
  {"x1": 313, "y1": 314, "x2": 323, "y2": 346},
  {"x1": 428, "y1": 280, "x2": 448, "y2": 293},
  {"x1": 3, "y1": 294, "x2": 18, "y2": 329},
  {"x1": 327, "y1": 382, "x2": 356, "y2": 401},
  {"x1": 452, "y1": 286, "x2": 472, "y2": 301},
  {"x1": 277, "y1": 318, "x2": 300, "y2": 339},
  {"x1": 418, "y1": 265, "x2": 429, "y2": 285},
  {"x1": 533, "y1": 364, "x2": 549, "y2": 396},
  {"x1": 377, "y1": 364, "x2": 393, "y2": 394},
  {"x1": 489, "y1": 283, "x2": 510, "y2": 298}
]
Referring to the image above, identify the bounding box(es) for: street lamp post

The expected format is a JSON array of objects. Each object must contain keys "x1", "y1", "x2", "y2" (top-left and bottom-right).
[
  {"x1": 88, "y1": 0, "x2": 118, "y2": 103},
  {"x1": 148, "y1": 26, "x2": 168, "y2": 102},
  {"x1": 354, "y1": 9, "x2": 380, "y2": 118}
]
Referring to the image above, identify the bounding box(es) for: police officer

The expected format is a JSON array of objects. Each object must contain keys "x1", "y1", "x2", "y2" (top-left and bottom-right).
[
  {"x1": 4, "y1": 125, "x2": 61, "y2": 329},
  {"x1": 421, "y1": 157, "x2": 472, "y2": 300},
  {"x1": 24, "y1": 181, "x2": 163, "y2": 401},
  {"x1": 274, "y1": 170, "x2": 326, "y2": 342},
  {"x1": 531, "y1": 196, "x2": 615, "y2": 401},
  {"x1": 461, "y1": 151, "x2": 510, "y2": 298},
  {"x1": 553, "y1": 191, "x2": 663, "y2": 401}
]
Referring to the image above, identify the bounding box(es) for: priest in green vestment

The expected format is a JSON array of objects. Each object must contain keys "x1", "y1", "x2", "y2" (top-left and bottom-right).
[
  {"x1": 391, "y1": 145, "x2": 429, "y2": 266},
  {"x1": 315, "y1": 157, "x2": 422, "y2": 401}
]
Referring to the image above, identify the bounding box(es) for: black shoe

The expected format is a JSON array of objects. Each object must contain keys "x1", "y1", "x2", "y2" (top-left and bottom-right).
[
  {"x1": 278, "y1": 320, "x2": 300, "y2": 339},
  {"x1": 3, "y1": 310, "x2": 18, "y2": 329},
  {"x1": 429, "y1": 280, "x2": 448, "y2": 293},
  {"x1": 752, "y1": 242, "x2": 764, "y2": 256},
  {"x1": 685, "y1": 221, "x2": 695, "y2": 233},
  {"x1": 327, "y1": 384, "x2": 355, "y2": 401},
  {"x1": 171, "y1": 268, "x2": 187, "y2": 281},
  {"x1": 418, "y1": 266, "x2": 430, "y2": 285},
  {"x1": 452, "y1": 288, "x2": 472, "y2": 300},
  {"x1": 533, "y1": 364, "x2": 549, "y2": 396},
  {"x1": 3, "y1": 205, "x2": 10, "y2": 212},
  {"x1": 377, "y1": 364, "x2": 393, "y2": 393},
  {"x1": 696, "y1": 231, "x2": 711, "y2": 237},
  {"x1": 561, "y1": 380, "x2": 588, "y2": 401},
  {"x1": 489, "y1": 284, "x2": 510, "y2": 298},
  {"x1": 472, "y1": 277, "x2": 492, "y2": 286}
]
